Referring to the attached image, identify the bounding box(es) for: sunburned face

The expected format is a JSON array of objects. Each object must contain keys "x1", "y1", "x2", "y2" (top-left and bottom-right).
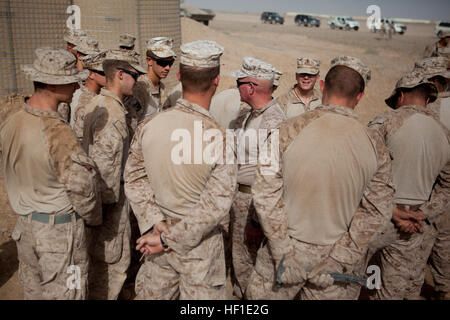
[{"x1": 296, "y1": 73, "x2": 318, "y2": 91}]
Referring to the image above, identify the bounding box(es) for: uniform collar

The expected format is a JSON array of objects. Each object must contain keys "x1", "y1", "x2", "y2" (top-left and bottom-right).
[
  {"x1": 100, "y1": 88, "x2": 128, "y2": 114},
  {"x1": 251, "y1": 98, "x2": 278, "y2": 117},
  {"x1": 316, "y1": 104, "x2": 359, "y2": 120},
  {"x1": 176, "y1": 98, "x2": 212, "y2": 118},
  {"x1": 22, "y1": 103, "x2": 63, "y2": 120},
  {"x1": 292, "y1": 85, "x2": 321, "y2": 104},
  {"x1": 138, "y1": 74, "x2": 164, "y2": 96},
  {"x1": 438, "y1": 91, "x2": 450, "y2": 98}
]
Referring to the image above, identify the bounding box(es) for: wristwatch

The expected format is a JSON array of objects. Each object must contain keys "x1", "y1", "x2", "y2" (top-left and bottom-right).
[{"x1": 160, "y1": 233, "x2": 169, "y2": 249}]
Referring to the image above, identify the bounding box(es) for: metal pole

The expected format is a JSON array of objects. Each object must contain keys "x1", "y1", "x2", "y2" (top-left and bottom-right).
[{"x1": 6, "y1": 0, "x2": 18, "y2": 94}]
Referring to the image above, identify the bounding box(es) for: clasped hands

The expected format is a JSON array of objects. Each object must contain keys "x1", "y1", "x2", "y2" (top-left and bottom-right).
[
  {"x1": 136, "y1": 221, "x2": 171, "y2": 255},
  {"x1": 392, "y1": 207, "x2": 428, "y2": 234}
]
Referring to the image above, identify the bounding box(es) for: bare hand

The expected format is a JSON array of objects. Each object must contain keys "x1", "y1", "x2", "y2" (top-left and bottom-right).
[
  {"x1": 153, "y1": 221, "x2": 170, "y2": 236},
  {"x1": 136, "y1": 233, "x2": 165, "y2": 255}
]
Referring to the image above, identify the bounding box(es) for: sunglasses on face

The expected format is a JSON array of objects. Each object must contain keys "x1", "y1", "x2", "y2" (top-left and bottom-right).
[
  {"x1": 298, "y1": 73, "x2": 317, "y2": 78},
  {"x1": 152, "y1": 57, "x2": 175, "y2": 68},
  {"x1": 236, "y1": 80, "x2": 259, "y2": 87},
  {"x1": 91, "y1": 69, "x2": 105, "y2": 77},
  {"x1": 117, "y1": 68, "x2": 139, "y2": 81}
]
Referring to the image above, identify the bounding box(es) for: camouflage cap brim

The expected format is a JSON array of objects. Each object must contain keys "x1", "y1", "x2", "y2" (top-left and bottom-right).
[
  {"x1": 296, "y1": 67, "x2": 319, "y2": 75},
  {"x1": 21, "y1": 64, "x2": 89, "y2": 85}
]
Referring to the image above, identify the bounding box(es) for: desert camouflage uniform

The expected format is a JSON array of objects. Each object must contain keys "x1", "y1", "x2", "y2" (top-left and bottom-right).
[
  {"x1": 0, "y1": 95, "x2": 101, "y2": 300},
  {"x1": 368, "y1": 105, "x2": 450, "y2": 300},
  {"x1": 71, "y1": 84, "x2": 97, "y2": 142},
  {"x1": 124, "y1": 98, "x2": 237, "y2": 300},
  {"x1": 82, "y1": 88, "x2": 131, "y2": 300},
  {"x1": 276, "y1": 85, "x2": 322, "y2": 118},
  {"x1": 229, "y1": 99, "x2": 285, "y2": 297},
  {"x1": 427, "y1": 91, "x2": 450, "y2": 297},
  {"x1": 133, "y1": 74, "x2": 166, "y2": 118},
  {"x1": 57, "y1": 102, "x2": 71, "y2": 123},
  {"x1": 246, "y1": 104, "x2": 394, "y2": 300},
  {"x1": 162, "y1": 82, "x2": 182, "y2": 110}
]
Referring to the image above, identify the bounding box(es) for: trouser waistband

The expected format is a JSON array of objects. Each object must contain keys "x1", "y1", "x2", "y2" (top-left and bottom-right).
[{"x1": 23, "y1": 211, "x2": 82, "y2": 225}]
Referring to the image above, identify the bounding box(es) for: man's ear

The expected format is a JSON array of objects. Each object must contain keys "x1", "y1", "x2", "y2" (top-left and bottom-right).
[
  {"x1": 213, "y1": 74, "x2": 220, "y2": 87},
  {"x1": 177, "y1": 69, "x2": 181, "y2": 81},
  {"x1": 146, "y1": 56, "x2": 153, "y2": 67},
  {"x1": 88, "y1": 70, "x2": 95, "y2": 81},
  {"x1": 319, "y1": 79, "x2": 325, "y2": 93},
  {"x1": 355, "y1": 91, "x2": 365, "y2": 104}
]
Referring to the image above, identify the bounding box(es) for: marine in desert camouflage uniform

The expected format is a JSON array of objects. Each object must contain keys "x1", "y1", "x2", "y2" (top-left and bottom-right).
[
  {"x1": 423, "y1": 32, "x2": 450, "y2": 58},
  {"x1": 0, "y1": 48, "x2": 101, "y2": 300},
  {"x1": 276, "y1": 58, "x2": 322, "y2": 119},
  {"x1": 246, "y1": 56, "x2": 395, "y2": 300},
  {"x1": 368, "y1": 70, "x2": 450, "y2": 300},
  {"x1": 58, "y1": 29, "x2": 88, "y2": 122},
  {"x1": 228, "y1": 57, "x2": 286, "y2": 298},
  {"x1": 70, "y1": 46, "x2": 105, "y2": 140},
  {"x1": 82, "y1": 50, "x2": 146, "y2": 300},
  {"x1": 124, "y1": 40, "x2": 237, "y2": 300},
  {"x1": 414, "y1": 57, "x2": 450, "y2": 299}
]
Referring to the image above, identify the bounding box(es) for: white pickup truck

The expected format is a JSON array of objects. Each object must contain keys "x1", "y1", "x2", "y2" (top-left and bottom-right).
[
  {"x1": 368, "y1": 19, "x2": 407, "y2": 35},
  {"x1": 328, "y1": 16, "x2": 359, "y2": 31}
]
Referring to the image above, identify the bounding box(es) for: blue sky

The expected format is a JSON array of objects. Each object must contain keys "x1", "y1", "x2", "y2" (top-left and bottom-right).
[{"x1": 185, "y1": 0, "x2": 450, "y2": 21}]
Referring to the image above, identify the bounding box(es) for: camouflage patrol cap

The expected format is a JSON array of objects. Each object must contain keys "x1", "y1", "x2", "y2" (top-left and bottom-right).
[
  {"x1": 82, "y1": 50, "x2": 108, "y2": 72},
  {"x1": 119, "y1": 34, "x2": 136, "y2": 48},
  {"x1": 437, "y1": 46, "x2": 450, "y2": 60},
  {"x1": 439, "y1": 31, "x2": 450, "y2": 39},
  {"x1": 296, "y1": 58, "x2": 320, "y2": 75},
  {"x1": 63, "y1": 28, "x2": 87, "y2": 46},
  {"x1": 103, "y1": 49, "x2": 147, "y2": 74},
  {"x1": 330, "y1": 56, "x2": 371, "y2": 85},
  {"x1": 231, "y1": 57, "x2": 275, "y2": 80},
  {"x1": 385, "y1": 70, "x2": 438, "y2": 109},
  {"x1": 21, "y1": 47, "x2": 89, "y2": 85},
  {"x1": 273, "y1": 69, "x2": 283, "y2": 86},
  {"x1": 73, "y1": 36, "x2": 100, "y2": 55},
  {"x1": 414, "y1": 57, "x2": 450, "y2": 79},
  {"x1": 180, "y1": 40, "x2": 224, "y2": 68},
  {"x1": 147, "y1": 37, "x2": 176, "y2": 59}
]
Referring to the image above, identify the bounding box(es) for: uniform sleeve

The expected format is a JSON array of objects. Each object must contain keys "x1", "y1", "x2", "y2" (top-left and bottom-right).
[
  {"x1": 42, "y1": 118, "x2": 102, "y2": 226},
  {"x1": 251, "y1": 131, "x2": 291, "y2": 260},
  {"x1": 124, "y1": 124, "x2": 165, "y2": 235},
  {"x1": 421, "y1": 160, "x2": 450, "y2": 220},
  {"x1": 328, "y1": 129, "x2": 395, "y2": 272},
  {"x1": 71, "y1": 105, "x2": 86, "y2": 143},
  {"x1": 90, "y1": 117, "x2": 125, "y2": 204},
  {"x1": 162, "y1": 137, "x2": 238, "y2": 255}
]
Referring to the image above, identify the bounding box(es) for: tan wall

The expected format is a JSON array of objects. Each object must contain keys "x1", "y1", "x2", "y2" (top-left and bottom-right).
[{"x1": 1, "y1": 0, "x2": 181, "y2": 96}]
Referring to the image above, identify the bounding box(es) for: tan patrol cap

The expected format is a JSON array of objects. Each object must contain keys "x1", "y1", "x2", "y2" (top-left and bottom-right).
[
  {"x1": 21, "y1": 47, "x2": 89, "y2": 85},
  {"x1": 103, "y1": 49, "x2": 147, "y2": 74},
  {"x1": 385, "y1": 70, "x2": 438, "y2": 109},
  {"x1": 330, "y1": 56, "x2": 371, "y2": 85},
  {"x1": 231, "y1": 57, "x2": 275, "y2": 80},
  {"x1": 119, "y1": 34, "x2": 136, "y2": 48},
  {"x1": 296, "y1": 58, "x2": 320, "y2": 75},
  {"x1": 82, "y1": 51, "x2": 108, "y2": 72},
  {"x1": 147, "y1": 37, "x2": 176, "y2": 59},
  {"x1": 414, "y1": 57, "x2": 450, "y2": 79},
  {"x1": 73, "y1": 36, "x2": 100, "y2": 55},
  {"x1": 273, "y1": 69, "x2": 283, "y2": 86},
  {"x1": 180, "y1": 40, "x2": 224, "y2": 68},
  {"x1": 63, "y1": 28, "x2": 87, "y2": 46}
]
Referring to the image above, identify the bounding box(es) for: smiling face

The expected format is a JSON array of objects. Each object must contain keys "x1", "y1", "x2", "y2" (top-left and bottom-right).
[{"x1": 296, "y1": 73, "x2": 319, "y2": 91}]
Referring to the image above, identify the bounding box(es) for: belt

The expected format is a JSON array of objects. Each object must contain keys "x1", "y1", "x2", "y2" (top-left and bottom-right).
[
  {"x1": 27, "y1": 211, "x2": 82, "y2": 224},
  {"x1": 238, "y1": 184, "x2": 252, "y2": 194}
]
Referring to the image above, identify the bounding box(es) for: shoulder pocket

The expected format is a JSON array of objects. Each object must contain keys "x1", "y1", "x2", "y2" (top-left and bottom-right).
[{"x1": 113, "y1": 120, "x2": 128, "y2": 139}]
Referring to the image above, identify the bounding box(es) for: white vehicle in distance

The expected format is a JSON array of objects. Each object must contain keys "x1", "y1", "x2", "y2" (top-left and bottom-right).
[
  {"x1": 328, "y1": 16, "x2": 359, "y2": 31},
  {"x1": 436, "y1": 21, "x2": 450, "y2": 37},
  {"x1": 368, "y1": 19, "x2": 407, "y2": 35}
]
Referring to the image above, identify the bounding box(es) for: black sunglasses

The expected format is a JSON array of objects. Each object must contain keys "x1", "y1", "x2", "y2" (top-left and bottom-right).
[
  {"x1": 117, "y1": 68, "x2": 139, "y2": 81},
  {"x1": 236, "y1": 80, "x2": 259, "y2": 87},
  {"x1": 91, "y1": 69, "x2": 105, "y2": 77},
  {"x1": 155, "y1": 58, "x2": 175, "y2": 68}
]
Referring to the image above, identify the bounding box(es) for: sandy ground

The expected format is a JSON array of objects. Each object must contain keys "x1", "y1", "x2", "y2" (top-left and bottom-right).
[{"x1": 0, "y1": 12, "x2": 440, "y2": 300}]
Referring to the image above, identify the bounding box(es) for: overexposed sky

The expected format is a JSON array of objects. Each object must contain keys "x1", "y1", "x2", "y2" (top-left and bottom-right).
[{"x1": 185, "y1": 0, "x2": 450, "y2": 21}]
